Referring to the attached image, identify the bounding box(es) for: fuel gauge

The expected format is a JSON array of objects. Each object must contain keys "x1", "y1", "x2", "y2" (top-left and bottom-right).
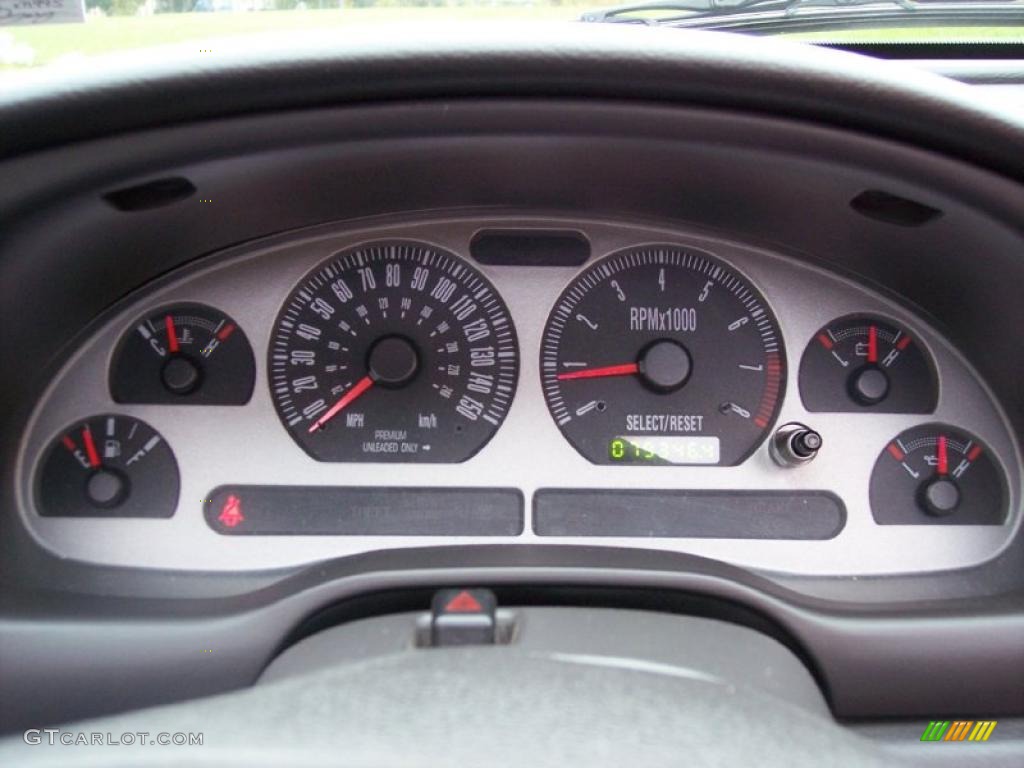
[
  {"x1": 36, "y1": 415, "x2": 179, "y2": 518},
  {"x1": 110, "y1": 303, "x2": 255, "y2": 405},
  {"x1": 799, "y1": 314, "x2": 937, "y2": 413},
  {"x1": 870, "y1": 424, "x2": 1007, "y2": 525}
]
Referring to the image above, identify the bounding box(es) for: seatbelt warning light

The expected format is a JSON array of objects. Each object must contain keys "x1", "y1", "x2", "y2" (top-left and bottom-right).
[{"x1": 217, "y1": 494, "x2": 245, "y2": 528}]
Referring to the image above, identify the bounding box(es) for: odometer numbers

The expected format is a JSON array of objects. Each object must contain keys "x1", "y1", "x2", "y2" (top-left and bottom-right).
[{"x1": 269, "y1": 241, "x2": 519, "y2": 462}]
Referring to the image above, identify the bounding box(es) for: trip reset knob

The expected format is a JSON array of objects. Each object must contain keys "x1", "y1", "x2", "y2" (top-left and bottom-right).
[{"x1": 770, "y1": 422, "x2": 822, "y2": 468}]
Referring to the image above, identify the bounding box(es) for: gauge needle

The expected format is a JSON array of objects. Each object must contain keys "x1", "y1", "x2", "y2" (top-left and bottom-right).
[
  {"x1": 557, "y1": 363, "x2": 639, "y2": 381},
  {"x1": 867, "y1": 325, "x2": 878, "y2": 364},
  {"x1": 81, "y1": 426, "x2": 101, "y2": 468},
  {"x1": 937, "y1": 435, "x2": 949, "y2": 475},
  {"x1": 165, "y1": 314, "x2": 179, "y2": 353},
  {"x1": 308, "y1": 375, "x2": 375, "y2": 433}
]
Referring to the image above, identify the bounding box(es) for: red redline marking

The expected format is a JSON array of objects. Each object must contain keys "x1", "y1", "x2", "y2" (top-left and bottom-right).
[
  {"x1": 217, "y1": 323, "x2": 236, "y2": 341},
  {"x1": 61, "y1": 435, "x2": 76, "y2": 452},
  {"x1": 816, "y1": 333, "x2": 834, "y2": 350},
  {"x1": 887, "y1": 443, "x2": 905, "y2": 461},
  {"x1": 309, "y1": 375, "x2": 375, "y2": 433},
  {"x1": 165, "y1": 314, "x2": 179, "y2": 353},
  {"x1": 897, "y1": 335, "x2": 912, "y2": 351},
  {"x1": 557, "y1": 363, "x2": 639, "y2": 381},
  {"x1": 868, "y1": 325, "x2": 878, "y2": 363},
  {"x1": 968, "y1": 444, "x2": 983, "y2": 462},
  {"x1": 937, "y1": 435, "x2": 949, "y2": 476},
  {"x1": 82, "y1": 426, "x2": 100, "y2": 468},
  {"x1": 754, "y1": 353, "x2": 783, "y2": 429}
]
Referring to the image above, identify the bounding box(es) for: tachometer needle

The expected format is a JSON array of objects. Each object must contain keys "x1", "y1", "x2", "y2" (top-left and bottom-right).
[
  {"x1": 937, "y1": 435, "x2": 948, "y2": 476},
  {"x1": 557, "y1": 363, "x2": 639, "y2": 381},
  {"x1": 82, "y1": 426, "x2": 101, "y2": 468},
  {"x1": 308, "y1": 375, "x2": 375, "y2": 433}
]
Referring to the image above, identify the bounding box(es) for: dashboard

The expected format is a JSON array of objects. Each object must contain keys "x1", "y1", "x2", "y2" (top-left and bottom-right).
[
  {"x1": 19, "y1": 214, "x2": 1020, "y2": 574},
  {"x1": 4, "y1": 27, "x2": 1024, "y2": 749}
]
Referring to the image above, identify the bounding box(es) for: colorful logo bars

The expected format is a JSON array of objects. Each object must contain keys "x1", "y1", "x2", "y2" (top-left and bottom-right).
[{"x1": 921, "y1": 720, "x2": 997, "y2": 742}]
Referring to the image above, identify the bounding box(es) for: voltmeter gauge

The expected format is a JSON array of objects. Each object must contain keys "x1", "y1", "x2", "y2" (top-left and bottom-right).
[
  {"x1": 870, "y1": 424, "x2": 1007, "y2": 525},
  {"x1": 36, "y1": 415, "x2": 179, "y2": 518},
  {"x1": 110, "y1": 303, "x2": 255, "y2": 405},
  {"x1": 799, "y1": 314, "x2": 937, "y2": 413}
]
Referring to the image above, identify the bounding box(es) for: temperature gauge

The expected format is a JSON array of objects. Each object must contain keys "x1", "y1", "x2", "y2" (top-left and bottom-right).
[
  {"x1": 110, "y1": 303, "x2": 255, "y2": 404},
  {"x1": 870, "y1": 424, "x2": 1007, "y2": 525},
  {"x1": 36, "y1": 415, "x2": 179, "y2": 518},
  {"x1": 799, "y1": 314, "x2": 937, "y2": 413}
]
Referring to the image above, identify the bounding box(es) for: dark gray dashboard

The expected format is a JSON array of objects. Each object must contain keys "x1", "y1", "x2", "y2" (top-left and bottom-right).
[{"x1": 2, "y1": 27, "x2": 1024, "y2": 740}]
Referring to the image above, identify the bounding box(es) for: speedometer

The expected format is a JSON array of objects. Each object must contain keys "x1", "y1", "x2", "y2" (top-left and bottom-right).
[
  {"x1": 269, "y1": 241, "x2": 519, "y2": 462},
  {"x1": 541, "y1": 245, "x2": 785, "y2": 465}
]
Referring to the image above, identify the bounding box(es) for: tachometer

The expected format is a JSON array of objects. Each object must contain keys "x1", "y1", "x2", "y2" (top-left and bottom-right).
[
  {"x1": 540, "y1": 245, "x2": 785, "y2": 465},
  {"x1": 269, "y1": 241, "x2": 519, "y2": 462}
]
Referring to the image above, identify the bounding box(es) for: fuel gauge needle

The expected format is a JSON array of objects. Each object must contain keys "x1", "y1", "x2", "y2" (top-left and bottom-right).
[
  {"x1": 308, "y1": 375, "x2": 375, "y2": 433},
  {"x1": 937, "y1": 435, "x2": 949, "y2": 476},
  {"x1": 81, "y1": 426, "x2": 101, "y2": 468},
  {"x1": 557, "y1": 363, "x2": 639, "y2": 381}
]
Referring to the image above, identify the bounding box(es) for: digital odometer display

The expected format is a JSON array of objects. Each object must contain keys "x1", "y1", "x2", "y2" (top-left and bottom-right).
[
  {"x1": 541, "y1": 245, "x2": 785, "y2": 466},
  {"x1": 609, "y1": 436, "x2": 720, "y2": 464},
  {"x1": 269, "y1": 241, "x2": 519, "y2": 462}
]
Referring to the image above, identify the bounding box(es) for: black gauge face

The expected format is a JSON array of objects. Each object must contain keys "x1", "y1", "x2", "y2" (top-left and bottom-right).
[
  {"x1": 800, "y1": 315, "x2": 937, "y2": 413},
  {"x1": 870, "y1": 424, "x2": 1007, "y2": 525},
  {"x1": 541, "y1": 246, "x2": 785, "y2": 466},
  {"x1": 111, "y1": 303, "x2": 255, "y2": 405},
  {"x1": 269, "y1": 241, "x2": 519, "y2": 462},
  {"x1": 36, "y1": 415, "x2": 179, "y2": 518}
]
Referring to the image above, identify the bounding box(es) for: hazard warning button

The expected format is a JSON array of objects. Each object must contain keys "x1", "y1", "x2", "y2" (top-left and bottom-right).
[{"x1": 430, "y1": 588, "x2": 497, "y2": 647}]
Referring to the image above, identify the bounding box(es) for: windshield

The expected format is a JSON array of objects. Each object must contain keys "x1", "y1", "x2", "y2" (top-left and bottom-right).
[{"x1": 1, "y1": 0, "x2": 1022, "y2": 73}]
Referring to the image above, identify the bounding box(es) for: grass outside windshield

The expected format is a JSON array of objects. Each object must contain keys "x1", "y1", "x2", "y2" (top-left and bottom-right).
[{"x1": 2, "y1": 2, "x2": 1023, "y2": 71}]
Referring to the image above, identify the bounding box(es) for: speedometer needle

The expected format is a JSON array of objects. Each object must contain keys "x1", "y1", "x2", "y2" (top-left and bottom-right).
[
  {"x1": 557, "y1": 363, "x2": 639, "y2": 381},
  {"x1": 308, "y1": 375, "x2": 375, "y2": 433}
]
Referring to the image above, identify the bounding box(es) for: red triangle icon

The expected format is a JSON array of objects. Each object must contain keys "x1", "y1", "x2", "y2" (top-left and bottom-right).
[{"x1": 444, "y1": 590, "x2": 483, "y2": 613}]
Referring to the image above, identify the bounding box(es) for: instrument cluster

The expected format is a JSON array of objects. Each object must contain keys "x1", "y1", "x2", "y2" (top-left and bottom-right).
[{"x1": 18, "y1": 215, "x2": 1020, "y2": 574}]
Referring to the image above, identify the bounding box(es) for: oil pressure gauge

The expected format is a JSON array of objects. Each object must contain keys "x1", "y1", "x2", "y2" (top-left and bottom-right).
[
  {"x1": 799, "y1": 314, "x2": 937, "y2": 413},
  {"x1": 870, "y1": 424, "x2": 1007, "y2": 525}
]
